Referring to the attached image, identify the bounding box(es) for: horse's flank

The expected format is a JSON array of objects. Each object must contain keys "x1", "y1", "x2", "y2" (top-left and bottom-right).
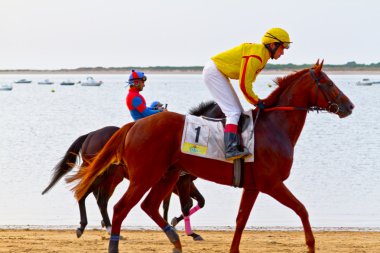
[{"x1": 70, "y1": 122, "x2": 135, "y2": 199}]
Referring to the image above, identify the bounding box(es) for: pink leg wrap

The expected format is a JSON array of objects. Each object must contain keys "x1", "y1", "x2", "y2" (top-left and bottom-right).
[
  {"x1": 189, "y1": 205, "x2": 201, "y2": 216},
  {"x1": 184, "y1": 216, "x2": 193, "y2": 235}
]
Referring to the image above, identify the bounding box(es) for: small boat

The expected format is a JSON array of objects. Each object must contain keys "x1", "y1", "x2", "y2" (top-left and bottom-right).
[
  {"x1": 356, "y1": 79, "x2": 380, "y2": 86},
  {"x1": 14, "y1": 79, "x2": 32, "y2": 84},
  {"x1": 60, "y1": 80, "x2": 75, "y2": 86},
  {"x1": 0, "y1": 84, "x2": 13, "y2": 91},
  {"x1": 80, "y1": 76, "x2": 103, "y2": 86},
  {"x1": 38, "y1": 79, "x2": 54, "y2": 85}
]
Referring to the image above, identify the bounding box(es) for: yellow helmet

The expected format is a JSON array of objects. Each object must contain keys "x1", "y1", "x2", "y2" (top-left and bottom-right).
[{"x1": 262, "y1": 28, "x2": 292, "y2": 49}]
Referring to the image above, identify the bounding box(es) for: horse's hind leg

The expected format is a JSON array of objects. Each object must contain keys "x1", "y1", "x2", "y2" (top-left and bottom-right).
[
  {"x1": 141, "y1": 169, "x2": 182, "y2": 253},
  {"x1": 109, "y1": 183, "x2": 152, "y2": 253},
  {"x1": 76, "y1": 192, "x2": 91, "y2": 238},
  {"x1": 95, "y1": 165, "x2": 124, "y2": 235},
  {"x1": 94, "y1": 188, "x2": 112, "y2": 235},
  {"x1": 162, "y1": 192, "x2": 172, "y2": 222},
  {"x1": 266, "y1": 182, "x2": 315, "y2": 253}
]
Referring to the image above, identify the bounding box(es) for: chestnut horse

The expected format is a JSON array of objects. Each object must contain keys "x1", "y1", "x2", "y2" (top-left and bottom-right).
[
  {"x1": 71, "y1": 61, "x2": 354, "y2": 253},
  {"x1": 42, "y1": 101, "x2": 222, "y2": 239}
]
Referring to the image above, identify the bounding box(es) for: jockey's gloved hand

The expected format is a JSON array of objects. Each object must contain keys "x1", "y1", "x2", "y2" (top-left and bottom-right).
[{"x1": 257, "y1": 100, "x2": 265, "y2": 109}]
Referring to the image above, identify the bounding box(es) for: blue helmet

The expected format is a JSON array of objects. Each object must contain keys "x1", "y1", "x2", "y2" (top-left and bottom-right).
[{"x1": 128, "y1": 70, "x2": 147, "y2": 85}]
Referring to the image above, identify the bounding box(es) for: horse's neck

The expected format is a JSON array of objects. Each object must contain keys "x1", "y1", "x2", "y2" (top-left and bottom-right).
[
  {"x1": 267, "y1": 87, "x2": 309, "y2": 146},
  {"x1": 271, "y1": 111, "x2": 307, "y2": 146}
]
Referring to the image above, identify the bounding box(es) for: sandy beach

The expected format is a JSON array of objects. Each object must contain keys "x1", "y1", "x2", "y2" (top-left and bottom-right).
[{"x1": 0, "y1": 229, "x2": 379, "y2": 252}]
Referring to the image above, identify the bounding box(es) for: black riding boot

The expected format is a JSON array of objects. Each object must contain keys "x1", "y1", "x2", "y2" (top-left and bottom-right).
[{"x1": 224, "y1": 132, "x2": 251, "y2": 161}]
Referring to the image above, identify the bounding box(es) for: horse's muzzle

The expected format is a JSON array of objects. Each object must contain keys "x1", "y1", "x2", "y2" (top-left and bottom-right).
[{"x1": 337, "y1": 101, "x2": 355, "y2": 118}]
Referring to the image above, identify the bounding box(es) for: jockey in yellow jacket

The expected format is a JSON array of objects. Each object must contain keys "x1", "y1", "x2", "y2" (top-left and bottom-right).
[{"x1": 203, "y1": 27, "x2": 292, "y2": 161}]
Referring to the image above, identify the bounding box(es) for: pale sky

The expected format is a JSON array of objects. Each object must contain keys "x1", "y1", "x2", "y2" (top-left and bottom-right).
[{"x1": 0, "y1": 0, "x2": 378, "y2": 69}]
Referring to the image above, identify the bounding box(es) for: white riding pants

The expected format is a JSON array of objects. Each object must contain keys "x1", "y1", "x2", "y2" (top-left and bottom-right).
[{"x1": 202, "y1": 60, "x2": 243, "y2": 125}]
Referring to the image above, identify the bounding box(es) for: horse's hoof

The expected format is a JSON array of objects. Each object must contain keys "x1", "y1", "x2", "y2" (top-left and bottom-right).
[
  {"x1": 76, "y1": 228, "x2": 83, "y2": 238},
  {"x1": 190, "y1": 233, "x2": 204, "y2": 241},
  {"x1": 171, "y1": 217, "x2": 179, "y2": 227},
  {"x1": 172, "y1": 248, "x2": 182, "y2": 253},
  {"x1": 109, "y1": 240, "x2": 119, "y2": 253},
  {"x1": 101, "y1": 220, "x2": 106, "y2": 228}
]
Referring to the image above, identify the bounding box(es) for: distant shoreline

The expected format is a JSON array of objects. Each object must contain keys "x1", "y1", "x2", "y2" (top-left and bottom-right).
[{"x1": 1, "y1": 69, "x2": 380, "y2": 75}]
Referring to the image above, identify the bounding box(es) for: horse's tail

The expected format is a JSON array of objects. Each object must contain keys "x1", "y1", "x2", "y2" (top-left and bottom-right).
[
  {"x1": 42, "y1": 133, "x2": 89, "y2": 195},
  {"x1": 69, "y1": 122, "x2": 134, "y2": 201}
]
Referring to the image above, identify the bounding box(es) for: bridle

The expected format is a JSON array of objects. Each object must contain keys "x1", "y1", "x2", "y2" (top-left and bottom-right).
[
  {"x1": 308, "y1": 68, "x2": 342, "y2": 113},
  {"x1": 263, "y1": 68, "x2": 342, "y2": 114}
]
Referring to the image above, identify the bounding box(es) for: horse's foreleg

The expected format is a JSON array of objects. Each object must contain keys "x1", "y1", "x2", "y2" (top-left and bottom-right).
[
  {"x1": 190, "y1": 181, "x2": 205, "y2": 209},
  {"x1": 183, "y1": 180, "x2": 205, "y2": 241},
  {"x1": 266, "y1": 183, "x2": 315, "y2": 253},
  {"x1": 230, "y1": 189, "x2": 258, "y2": 253},
  {"x1": 176, "y1": 174, "x2": 202, "y2": 241},
  {"x1": 109, "y1": 183, "x2": 151, "y2": 253},
  {"x1": 141, "y1": 169, "x2": 182, "y2": 253}
]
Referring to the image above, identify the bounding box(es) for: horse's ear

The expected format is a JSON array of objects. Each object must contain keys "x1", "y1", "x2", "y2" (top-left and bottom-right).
[
  {"x1": 315, "y1": 59, "x2": 324, "y2": 75},
  {"x1": 312, "y1": 59, "x2": 320, "y2": 69}
]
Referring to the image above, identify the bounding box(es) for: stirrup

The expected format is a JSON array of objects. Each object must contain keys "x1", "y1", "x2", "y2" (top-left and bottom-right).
[{"x1": 225, "y1": 149, "x2": 251, "y2": 161}]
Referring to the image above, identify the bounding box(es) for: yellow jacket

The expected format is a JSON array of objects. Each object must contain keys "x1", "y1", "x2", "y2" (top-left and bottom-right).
[{"x1": 211, "y1": 43, "x2": 270, "y2": 105}]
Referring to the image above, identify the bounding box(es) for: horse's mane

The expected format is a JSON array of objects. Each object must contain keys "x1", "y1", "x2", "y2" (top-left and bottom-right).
[
  {"x1": 263, "y1": 68, "x2": 309, "y2": 107},
  {"x1": 188, "y1": 100, "x2": 218, "y2": 116}
]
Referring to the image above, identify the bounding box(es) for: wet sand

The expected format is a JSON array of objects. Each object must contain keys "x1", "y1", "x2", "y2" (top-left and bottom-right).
[{"x1": 0, "y1": 229, "x2": 379, "y2": 252}]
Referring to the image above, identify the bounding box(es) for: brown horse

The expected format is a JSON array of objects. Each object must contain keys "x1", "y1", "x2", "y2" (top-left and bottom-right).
[
  {"x1": 71, "y1": 61, "x2": 354, "y2": 253},
  {"x1": 42, "y1": 126, "x2": 125, "y2": 237},
  {"x1": 43, "y1": 101, "x2": 221, "y2": 240}
]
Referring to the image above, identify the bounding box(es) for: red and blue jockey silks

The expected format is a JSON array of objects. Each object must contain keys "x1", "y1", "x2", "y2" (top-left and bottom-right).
[{"x1": 126, "y1": 88, "x2": 161, "y2": 120}]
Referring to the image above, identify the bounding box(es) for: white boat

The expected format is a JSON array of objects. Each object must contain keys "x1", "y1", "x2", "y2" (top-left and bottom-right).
[
  {"x1": 60, "y1": 80, "x2": 75, "y2": 86},
  {"x1": 38, "y1": 79, "x2": 54, "y2": 85},
  {"x1": 0, "y1": 84, "x2": 13, "y2": 91},
  {"x1": 80, "y1": 76, "x2": 103, "y2": 86},
  {"x1": 14, "y1": 79, "x2": 32, "y2": 84},
  {"x1": 356, "y1": 78, "x2": 380, "y2": 86}
]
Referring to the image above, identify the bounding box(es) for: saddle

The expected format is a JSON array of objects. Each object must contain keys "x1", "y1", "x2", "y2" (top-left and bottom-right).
[
  {"x1": 181, "y1": 110, "x2": 255, "y2": 163},
  {"x1": 201, "y1": 113, "x2": 251, "y2": 134}
]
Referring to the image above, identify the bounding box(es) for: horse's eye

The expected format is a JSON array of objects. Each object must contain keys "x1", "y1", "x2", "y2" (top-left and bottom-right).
[{"x1": 329, "y1": 82, "x2": 334, "y2": 87}]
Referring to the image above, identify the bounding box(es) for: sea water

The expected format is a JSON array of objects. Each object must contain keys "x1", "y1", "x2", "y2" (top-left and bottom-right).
[{"x1": 0, "y1": 73, "x2": 379, "y2": 230}]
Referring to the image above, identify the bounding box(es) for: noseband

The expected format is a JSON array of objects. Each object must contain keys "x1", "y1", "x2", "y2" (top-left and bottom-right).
[{"x1": 264, "y1": 69, "x2": 342, "y2": 114}]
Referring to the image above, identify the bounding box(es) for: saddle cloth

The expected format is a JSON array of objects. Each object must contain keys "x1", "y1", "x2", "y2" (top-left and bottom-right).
[{"x1": 181, "y1": 111, "x2": 254, "y2": 163}]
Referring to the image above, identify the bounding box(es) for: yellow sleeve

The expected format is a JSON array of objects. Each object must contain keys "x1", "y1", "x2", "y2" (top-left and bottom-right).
[{"x1": 239, "y1": 55, "x2": 262, "y2": 105}]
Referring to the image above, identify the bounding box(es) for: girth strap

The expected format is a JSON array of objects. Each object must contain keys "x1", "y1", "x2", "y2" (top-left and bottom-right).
[{"x1": 233, "y1": 158, "x2": 244, "y2": 188}]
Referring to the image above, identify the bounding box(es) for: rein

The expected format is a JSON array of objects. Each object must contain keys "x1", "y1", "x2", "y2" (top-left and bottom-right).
[{"x1": 262, "y1": 69, "x2": 341, "y2": 114}]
